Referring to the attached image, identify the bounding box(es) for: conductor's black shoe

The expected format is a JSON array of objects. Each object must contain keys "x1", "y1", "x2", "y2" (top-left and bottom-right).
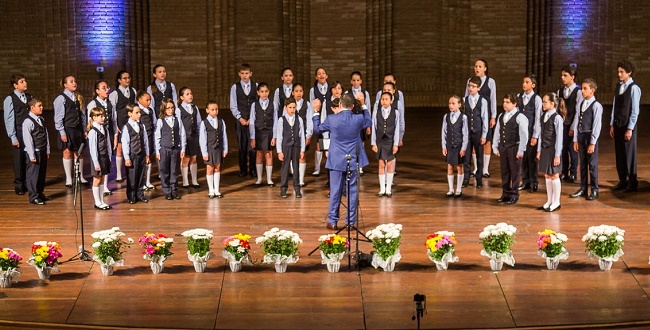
[
  {"x1": 30, "y1": 198, "x2": 45, "y2": 205},
  {"x1": 326, "y1": 223, "x2": 338, "y2": 230},
  {"x1": 586, "y1": 191, "x2": 599, "y2": 200},
  {"x1": 250, "y1": 171, "x2": 257, "y2": 178},
  {"x1": 612, "y1": 181, "x2": 628, "y2": 191},
  {"x1": 518, "y1": 183, "x2": 530, "y2": 191},
  {"x1": 570, "y1": 189, "x2": 586, "y2": 198},
  {"x1": 497, "y1": 196, "x2": 508, "y2": 203}
]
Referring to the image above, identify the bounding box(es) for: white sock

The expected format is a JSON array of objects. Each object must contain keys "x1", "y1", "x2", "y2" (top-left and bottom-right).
[
  {"x1": 255, "y1": 164, "x2": 263, "y2": 183},
  {"x1": 544, "y1": 178, "x2": 553, "y2": 209},
  {"x1": 393, "y1": 158, "x2": 397, "y2": 174},
  {"x1": 314, "y1": 151, "x2": 322, "y2": 173},
  {"x1": 181, "y1": 166, "x2": 189, "y2": 186},
  {"x1": 551, "y1": 178, "x2": 562, "y2": 208},
  {"x1": 116, "y1": 156, "x2": 123, "y2": 180},
  {"x1": 472, "y1": 154, "x2": 477, "y2": 173},
  {"x1": 92, "y1": 186, "x2": 101, "y2": 206},
  {"x1": 456, "y1": 174, "x2": 463, "y2": 194},
  {"x1": 63, "y1": 158, "x2": 73, "y2": 185},
  {"x1": 190, "y1": 163, "x2": 198, "y2": 185},
  {"x1": 206, "y1": 175, "x2": 214, "y2": 195},
  {"x1": 266, "y1": 165, "x2": 273, "y2": 184},
  {"x1": 447, "y1": 175, "x2": 455, "y2": 192},
  {"x1": 214, "y1": 173, "x2": 221, "y2": 193},
  {"x1": 290, "y1": 162, "x2": 294, "y2": 175},
  {"x1": 78, "y1": 158, "x2": 88, "y2": 183},
  {"x1": 299, "y1": 163, "x2": 306, "y2": 185},
  {"x1": 483, "y1": 154, "x2": 491, "y2": 174},
  {"x1": 378, "y1": 174, "x2": 386, "y2": 194},
  {"x1": 386, "y1": 172, "x2": 394, "y2": 194},
  {"x1": 98, "y1": 185, "x2": 106, "y2": 205},
  {"x1": 146, "y1": 163, "x2": 153, "y2": 186},
  {"x1": 103, "y1": 175, "x2": 109, "y2": 192}
]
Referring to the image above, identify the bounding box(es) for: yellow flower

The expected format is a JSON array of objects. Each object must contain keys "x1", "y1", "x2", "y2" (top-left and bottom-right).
[
  {"x1": 35, "y1": 256, "x2": 43, "y2": 263},
  {"x1": 538, "y1": 229, "x2": 556, "y2": 235}
]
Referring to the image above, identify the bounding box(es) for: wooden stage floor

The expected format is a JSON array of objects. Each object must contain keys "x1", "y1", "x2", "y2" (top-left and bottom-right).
[{"x1": 1, "y1": 107, "x2": 650, "y2": 329}]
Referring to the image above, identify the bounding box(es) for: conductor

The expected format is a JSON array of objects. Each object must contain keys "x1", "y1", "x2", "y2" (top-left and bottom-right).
[{"x1": 312, "y1": 92, "x2": 371, "y2": 230}]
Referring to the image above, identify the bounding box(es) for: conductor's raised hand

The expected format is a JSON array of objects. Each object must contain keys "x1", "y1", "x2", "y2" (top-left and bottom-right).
[
  {"x1": 354, "y1": 91, "x2": 365, "y2": 105},
  {"x1": 311, "y1": 99, "x2": 322, "y2": 112}
]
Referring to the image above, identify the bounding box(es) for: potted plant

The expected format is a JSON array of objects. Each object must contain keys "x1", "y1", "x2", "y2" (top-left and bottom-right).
[
  {"x1": 537, "y1": 229, "x2": 569, "y2": 270},
  {"x1": 582, "y1": 224, "x2": 624, "y2": 270},
  {"x1": 479, "y1": 222, "x2": 517, "y2": 271},
  {"x1": 318, "y1": 234, "x2": 348, "y2": 273},
  {"x1": 255, "y1": 228, "x2": 302, "y2": 273},
  {"x1": 425, "y1": 231, "x2": 459, "y2": 270},
  {"x1": 221, "y1": 233, "x2": 252, "y2": 272},
  {"x1": 366, "y1": 223, "x2": 402, "y2": 272},
  {"x1": 0, "y1": 247, "x2": 22, "y2": 288},
  {"x1": 91, "y1": 227, "x2": 133, "y2": 275},
  {"x1": 139, "y1": 232, "x2": 174, "y2": 274},
  {"x1": 27, "y1": 241, "x2": 63, "y2": 279},
  {"x1": 181, "y1": 228, "x2": 214, "y2": 273}
]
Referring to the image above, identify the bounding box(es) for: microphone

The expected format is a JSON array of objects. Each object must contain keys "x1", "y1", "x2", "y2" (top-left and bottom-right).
[{"x1": 345, "y1": 154, "x2": 352, "y2": 160}]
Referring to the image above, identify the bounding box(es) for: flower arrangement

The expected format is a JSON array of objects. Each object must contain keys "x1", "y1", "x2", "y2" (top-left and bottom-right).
[
  {"x1": 537, "y1": 229, "x2": 568, "y2": 258},
  {"x1": 222, "y1": 233, "x2": 252, "y2": 262},
  {"x1": 425, "y1": 231, "x2": 457, "y2": 261},
  {"x1": 318, "y1": 234, "x2": 349, "y2": 257},
  {"x1": 582, "y1": 225, "x2": 625, "y2": 258},
  {"x1": 181, "y1": 228, "x2": 214, "y2": 257},
  {"x1": 29, "y1": 241, "x2": 63, "y2": 269},
  {"x1": 139, "y1": 232, "x2": 174, "y2": 260},
  {"x1": 255, "y1": 228, "x2": 302, "y2": 257},
  {"x1": 91, "y1": 227, "x2": 133, "y2": 264},
  {"x1": 479, "y1": 222, "x2": 517, "y2": 254},
  {"x1": 366, "y1": 223, "x2": 403, "y2": 261},
  {"x1": 0, "y1": 247, "x2": 22, "y2": 270}
]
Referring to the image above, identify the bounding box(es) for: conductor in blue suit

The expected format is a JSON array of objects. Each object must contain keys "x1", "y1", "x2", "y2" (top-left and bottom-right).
[{"x1": 312, "y1": 92, "x2": 372, "y2": 230}]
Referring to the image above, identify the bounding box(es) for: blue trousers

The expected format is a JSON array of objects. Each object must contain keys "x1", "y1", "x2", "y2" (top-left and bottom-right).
[{"x1": 328, "y1": 169, "x2": 358, "y2": 226}]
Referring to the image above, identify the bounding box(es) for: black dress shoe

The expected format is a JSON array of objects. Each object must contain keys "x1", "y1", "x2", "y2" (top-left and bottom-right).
[
  {"x1": 15, "y1": 188, "x2": 25, "y2": 195},
  {"x1": 546, "y1": 205, "x2": 561, "y2": 212},
  {"x1": 476, "y1": 183, "x2": 483, "y2": 188},
  {"x1": 461, "y1": 182, "x2": 469, "y2": 188},
  {"x1": 215, "y1": 193, "x2": 223, "y2": 198},
  {"x1": 65, "y1": 184, "x2": 73, "y2": 188},
  {"x1": 103, "y1": 190, "x2": 113, "y2": 196},
  {"x1": 566, "y1": 175, "x2": 576, "y2": 183},
  {"x1": 483, "y1": 172, "x2": 490, "y2": 178},
  {"x1": 497, "y1": 196, "x2": 508, "y2": 203},
  {"x1": 40, "y1": 195, "x2": 53, "y2": 201},
  {"x1": 128, "y1": 199, "x2": 136, "y2": 204},
  {"x1": 529, "y1": 184, "x2": 538, "y2": 193},
  {"x1": 192, "y1": 184, "x2": 200, "y2": 188},
  {"x1": 586, "y1": 191, "x2": 599, "y2": 201},
  {"x1": 386, "y1": 192, "x2": 393, "y2": 197},
  {"x1": 280, "y1": 188, "x2": 288, "y2": 198},
  {"x1": 238, "y1": 172, "x2": 247, "y2": 177},
  {"x1": 165, "y1": 194, "x2": 173, "y2": 200},
  {"x1": 446, "y1": 191, "x2": 454, "y2": 198},
  {"x1": 326, "y1": 223, "x2": 338, "y2": 230},
  {"x1": 30, "y1": 198, "x2": 45, "y2": 205},
  {"x1": 182, "y1": 185, "x2": 190, "y2": 189},
  {"x1": 570, "y1": 189, "x2": 585, "y2": 198},
  {"x1": 250, "y1": 171, "x2": 257, "y2": 178},
  {"x1": 518, "y1": 183, "x2": 530, "y2": 191},
  {"x1": 506, "y1": 197, "x2": 518, "y2": 205},
  {"x1": 295, "y1": 190, "x2": 302, "y2": 198},
  {"x1": 612, "y1": 181, "x2": 628, "y2": 191},
  {"x1": 299, "y1": 183, "x2": 306, "y2": 187},
  {"x1": 537, "y1": 205, "x2": 550, "y2": 211},
  {"x1": 470, "y1": 172, "x2": 476, "y2": 178},
  {"x1": 115, "y1": 179, "x2": 124, "y2": 183},
  {"x1": 171, "y1": 191, "x2": 181, "y2": 200},
  {"x1": 137, "y1": 197, "x2": 149, "y2": 203},
  {"x1": 94, "y1": 204, "x2": 110, "y2": 210},
  {"x1": 454, "y1": 192, "x2": 462, "y2": 198},
  {"x1": 625, "y1": 185, "x2": 638, "y2": 193}
]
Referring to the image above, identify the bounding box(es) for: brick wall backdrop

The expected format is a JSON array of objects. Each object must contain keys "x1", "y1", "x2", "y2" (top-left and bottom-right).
[{"x1": 1, "y1": 0, "x2": 649, "y2": 111}]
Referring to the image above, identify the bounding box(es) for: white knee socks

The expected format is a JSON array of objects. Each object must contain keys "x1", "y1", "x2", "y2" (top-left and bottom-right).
[
  {"x1": 483, "y1": 154, "x2": 491, "y2": 174},
  {"x1": 266, "y1": 165, "x2": 273, "y2": 184},
  {"x1": 207, "y1": 174, "x2": 214, "y2": 195},
  {"x1": 551, "y1": 178, "x2": 561, "y2": 209},
  {"x1": 447, "y1": 175, "x2": 455, "y2": 193},
  {"x1": 544, "y1": 178, "x2": 553, "y2": 209},
  {"x1": 116, "y1": 156, "x2": 124, "y2": 181},
  {"x1": 181, "y1": 166, "x2": 189, "y2": 186},
  {"x1": 190, "y1": 163, "x2": 198, "y2": 185},
  {"x1": 386, "y1": 172, "x2": 394, "y2": 194},
  {"x1": 455, "y1": 174, "x2": 463, "y2": 194},
  {"x1": 314, "y1": 151, "x2": 323, "y2": 174},
  {"x1": 299, "y1": 163, "x2": 306, "y2": 185},
  {"x1": 378, "y1": 174, "x2": 386, "y2": 194},
  {"x1": 63, "y1": 158, "x2": 73, "y2": 185},
  {"x1": 255, "y1": 164, "x2": 263, "y2": 184}
]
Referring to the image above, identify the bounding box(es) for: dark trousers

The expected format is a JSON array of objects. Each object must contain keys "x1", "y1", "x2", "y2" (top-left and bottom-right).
[
  {"x1": 328, "y1": 169, "x2": 358, "y2": 226},
  {"x1": 521, "y1": 136, "x2": 538, "y2": 185},
  {"x1": 499, "y1": 145, "x2": 521, "y2": 199},
  {"x1": 235, "y1": 121, "x2": 255, "y2": 175},
  {"x1": 561, "y1": 124, "x2": 578, "y2": 177},
  {"x1": 280, "y1": 145, "x2": 300, "y2": 190},
  {"x1": 463, "y1": 131, "x2": 484, "y2": 185},
  {"x1": 159, "y1": 147, "x2": 180, "y2": 194},
  {"x1": 126, "y1": 153, "x2": 145, "y2": 201},
  {"x1": 12, "y1": 135, "x2": 26, "y2": 191},
  {"x1": 577, "y1": 132, "x2": 599, "y2": 191},
  {"x1": 25, "y1": 150, "x2": 47, "y2": 202},
  {"x1": 613, "y1": 125, "x2": 638, "y2": 188}
]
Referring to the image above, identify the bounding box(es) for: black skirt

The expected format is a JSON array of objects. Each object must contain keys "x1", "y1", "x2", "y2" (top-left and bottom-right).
[
  {"x1": 255, "y1": 129, "x2": 273, "y2": 151},
  {"x1": 203, "y1": 147, "x2": 223, "y2": 165},
  {"x1": 539, "y1": 147, "x2": 561, "y2": 175},
  {"x1": 376, "y1": 137, "x2": 396, "y2": 161},
  {"x1": 91, "y1": 155, "x2": 111, "y2": 176},
  {"x1": 446, "y1": 146, "x2": 464, "y2": 165},
  {"x1": 58, "y1": 126, "x2": 84, "y2": 151},
  {"x1": 186, "y1": 134, "x2": 201, "y2": 157}
]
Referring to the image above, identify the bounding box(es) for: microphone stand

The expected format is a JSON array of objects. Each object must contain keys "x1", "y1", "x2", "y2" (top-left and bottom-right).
[{"x1": 67, "y1": 149, "x2": 92, "y2": 262}]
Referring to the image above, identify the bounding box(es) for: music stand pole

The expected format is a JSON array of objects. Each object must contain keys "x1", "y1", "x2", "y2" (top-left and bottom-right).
[{"x1": 67, "y1": 156, "x2": 92, "y2": 262}]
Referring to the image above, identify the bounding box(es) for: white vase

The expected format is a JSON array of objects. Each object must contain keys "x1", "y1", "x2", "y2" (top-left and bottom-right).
[
  {"x1": 546, "y1": 257, "x2": 560, "y2": 270},
  {"x1": 598, "y1": 258, "x2": 613, "y2": 271},
  {"x1": 489, "y1": 258, "x2": 503, "y2": 271},
  {"x1": 229, "y1": 260, "x2": 242, "y2": 273},
  {"x1": 275, "y1": 261, "x2": 288, "y2": 273},
  {"x1": 320, "y1": 251, "x2": 345, "y2": 273},
  {"x1": 193, "y1": 261, "x2": 207, "y2": 273},
  {"x1": 327, "y1": 262, "x2": 341, "y2": 273},
  {"x1": 0, "y1": 273, "x2": 12, "y2": 288},
  {"x1": 100, "y1": 264, "x2": 114, "y2": 276},
  {"x1": 37, "y1": 267, "x2": 52, "y2": 280},
  {"x1": 435, "y1": 261, "x2": 449, "y2": 271},
  {"x1": 371, "y1": 251, "x2": 401, "y2": 272}
]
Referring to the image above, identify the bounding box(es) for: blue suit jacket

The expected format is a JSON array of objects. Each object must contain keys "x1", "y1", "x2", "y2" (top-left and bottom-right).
[{"x1": 313, "y1": 109, "x2": 371, "y2": 171}]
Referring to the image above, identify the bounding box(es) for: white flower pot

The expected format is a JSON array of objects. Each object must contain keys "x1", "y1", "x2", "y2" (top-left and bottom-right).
[
  {"x1": 0, "y1": 273, "x2": 13, "y2": 288},
  {"x1": 193, "y1": 261, "x2": 207, "y2": 273},
  {"x1": 148, "y1": 255, "x2": 167, "y2": 274},
  {"x1": 37, "y1": 267, "x2": 51, "y2": 280},
  {"x1": 435, "y1": 260, "x2": 449, "y2": 271},
  {"x1": 428, "y1": 251, "x2": 459, "y2": 271},
  {"x1": 275, "y1": 261, "x2": 288, "y2": 273},
  {"x1": 320, "y1": 251, "x2": 345, "y2": 273},
  {"x1": 371, "y1": 250, "x2": 401, "y2": 272},
  {"x1": 229, "y1": 260, "x2": 242, "y2": 273},
  {"x1": 546, "y1": 258, "x2": 560, "y2": 270},
  {"x1": 489, "y1": 258, "x2": 503, "y2": 271},
  {"x1": 327, "y1": 262, "x2": 341, "y2": 273},
  {"x1": 100, "y1": 264, "x2": 114, "y2": 276},
  {"x1": 598, "y1": 258, "x2": 613, "y2": 271}
]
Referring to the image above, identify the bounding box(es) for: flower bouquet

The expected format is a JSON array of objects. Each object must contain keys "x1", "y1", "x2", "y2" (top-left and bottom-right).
[
  {"x1": 181, "y1": 228, "x2": 214, "y2": 273},
  {"x1": 582, "y1": 224, "x2": 624, "y2": 270},
  {"x1": 0, "y1": 247, "x2": 22, "y2": 288},
  {"x1": 91, "y1": 227, "x2": 133, "y2": 275},
  {"x1": 27, "y1": 241, "x2": 62, "y2": 279},
  {"x1": 479, "y1": 222, "x2": 517, "y2": 271},
  {"x1": 221, "y1": 233, "x2": 252, "y2": 272},
  {"x1": 318, "y1": 234, "x2": 349, "y2": 273},
  {"x1": 425, "y1": 231, "x2": 459, "y2": 270},
  {"x1": 139, "y1": 232, "x2": 174, "y2": 274},
  {"x1": 366, "y1": 223, "x2": 402, "y2": 272},
  {"x1": 537, "y1": 229, "x2": 569, "y2": 270},
  {"x1": 255, "y1": 228, "x2": 302, "y2": 273}
]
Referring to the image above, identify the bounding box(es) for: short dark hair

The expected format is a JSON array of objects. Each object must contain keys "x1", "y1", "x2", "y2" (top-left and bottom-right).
[
  {"x1": 350, "y1": 71, "x2": 362, "y2": 79},
  {"x1": 561, "y1": 65, "x2": 577, "y2": 78},
  {"x1": 524, "y1": 73, "x2": 537, "y2": 86},
  {"x1": 28, "y1": 97, "x2": 41, "y2": 108},
  {"x1": 10, "y1": 74, "x2": 25, "y2": 88},
  {"x1": 617, "y1": 60, "x2": 635, "y2": 76},
  {"x1": 340, "y1": 93, "x2": 355, "y2": 108},
  {"x1": 582, "y1": 78, "x2": 597, "y2": 90},
  {"x1": 469, "y1": 76, "x2": 482, "y2": 86},
  {"x1": 284, "y1": 97, "x2": 296, "y2": 106},
  {"x1": 504, "y1": 93, "x2": 519, "y2": 105},
  {"x1": 239, "y1": 63, "x2": 252, "y2": 72}
]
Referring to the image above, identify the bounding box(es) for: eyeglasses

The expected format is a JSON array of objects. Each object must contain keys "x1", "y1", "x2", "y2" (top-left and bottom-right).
[{"x1": 467, "y1": 84, "x2": 479, "y2": 88}]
